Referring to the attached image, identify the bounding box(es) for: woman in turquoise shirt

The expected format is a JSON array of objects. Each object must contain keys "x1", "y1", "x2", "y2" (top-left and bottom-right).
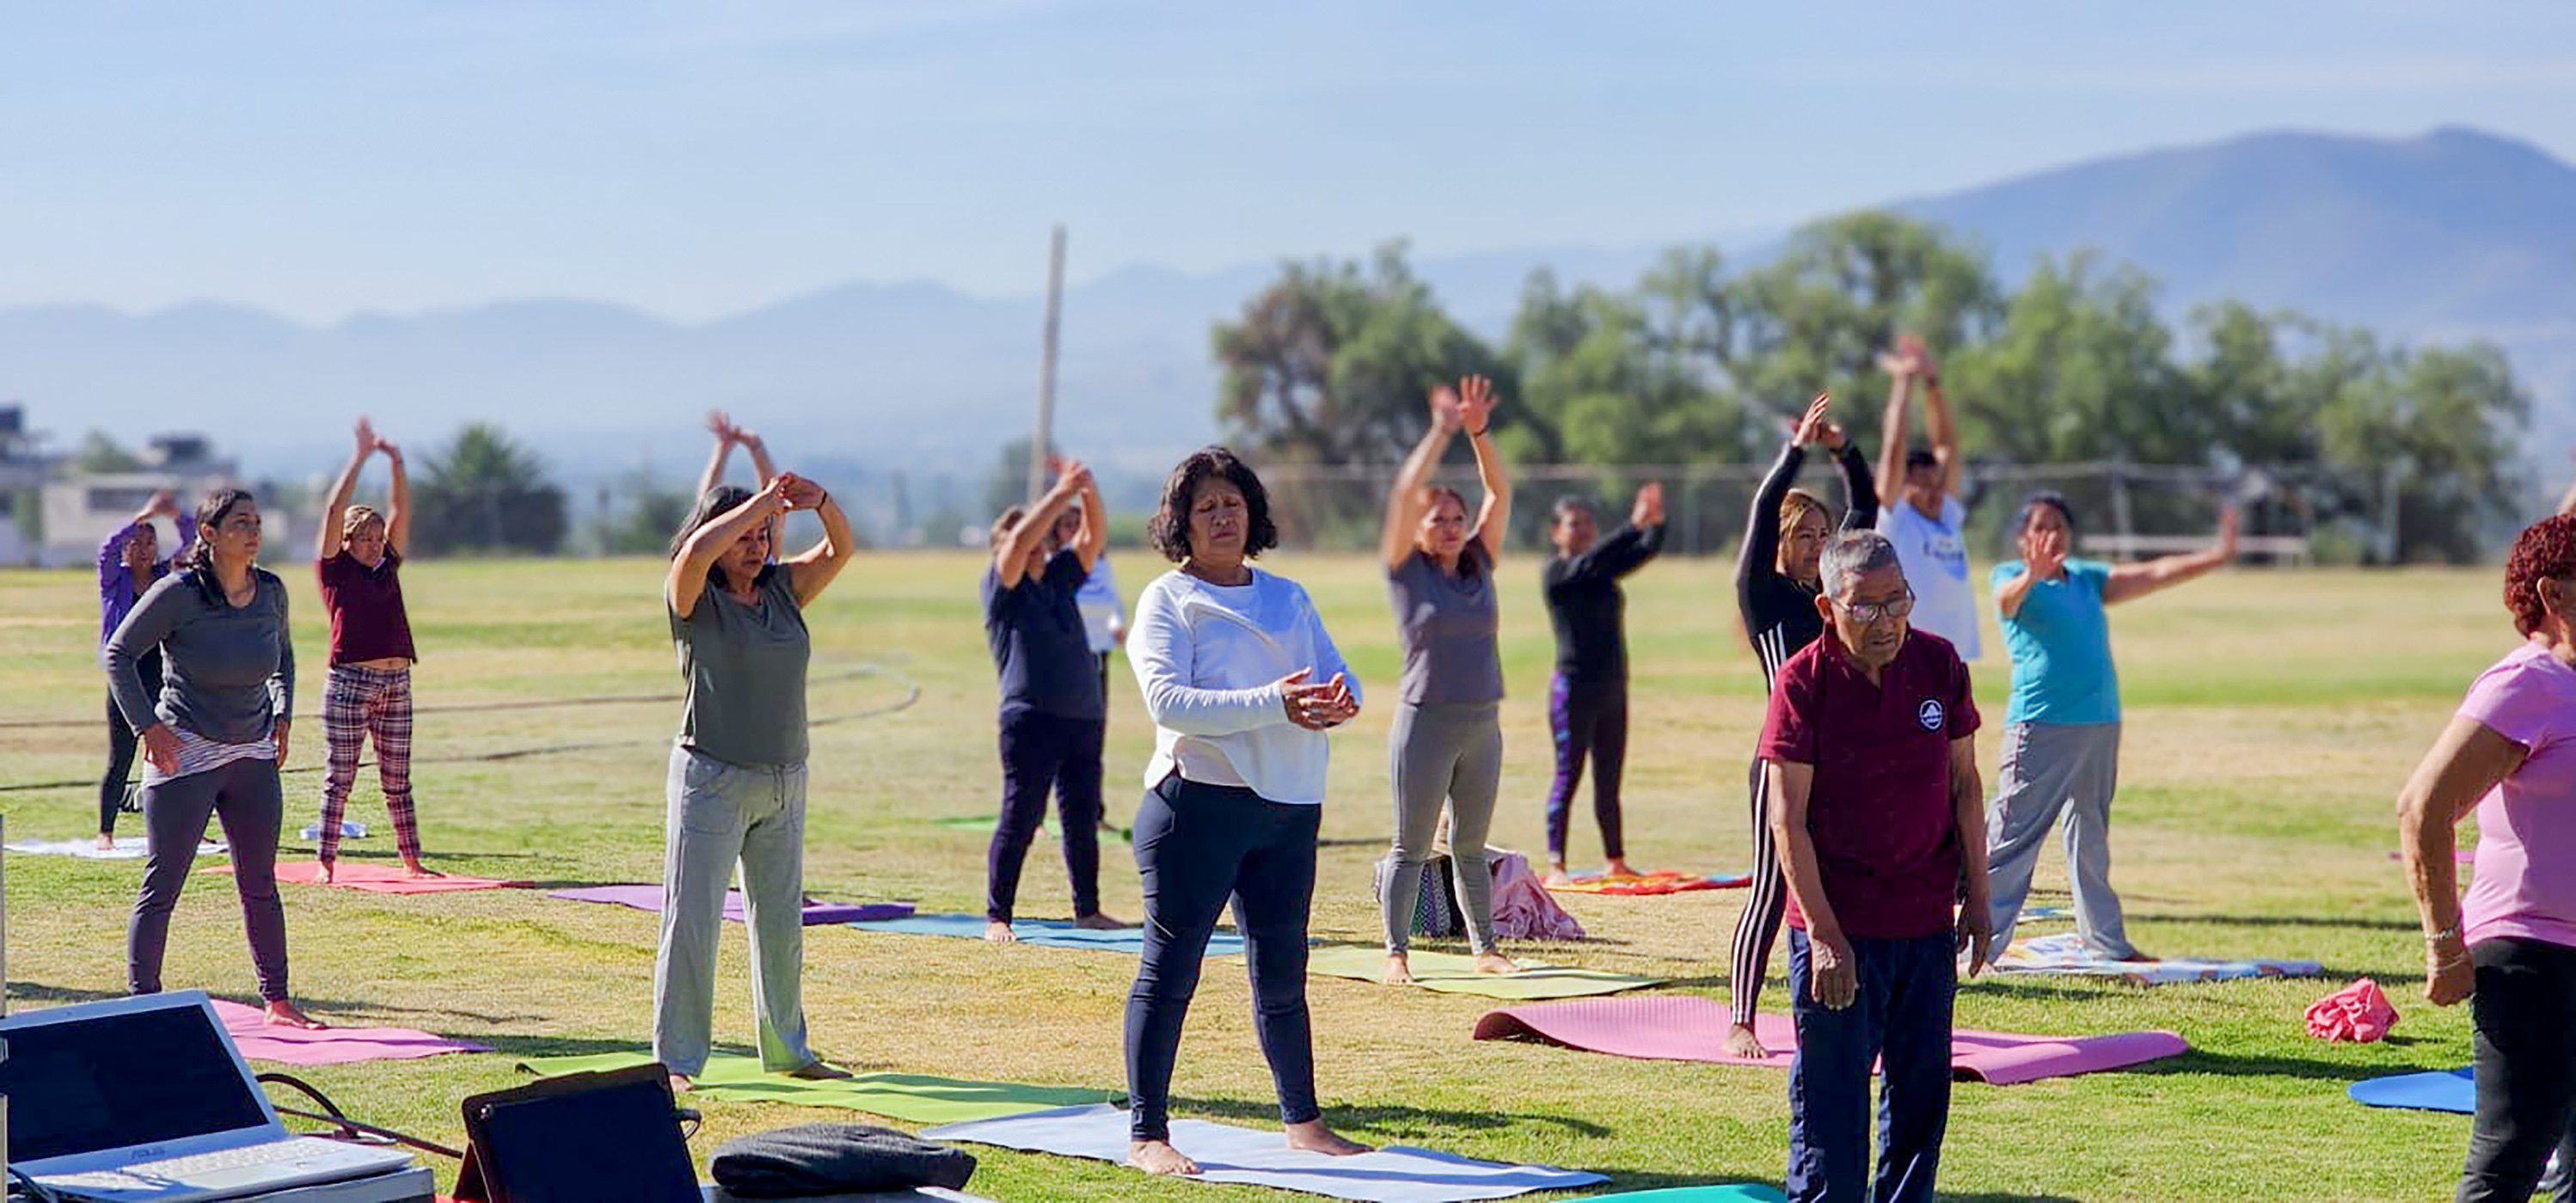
[{"x1": 1985, "y1": 492, "x2": 2236, "y2": 960}]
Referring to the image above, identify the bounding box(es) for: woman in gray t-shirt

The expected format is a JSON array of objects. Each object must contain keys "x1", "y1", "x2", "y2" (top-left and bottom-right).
[
  {"x1": 1377, "y1": 376, "x2": 1520, "y2": 983},
  {"x1": 655, "y1": 469, "x2": 858, "y2": 1093}
]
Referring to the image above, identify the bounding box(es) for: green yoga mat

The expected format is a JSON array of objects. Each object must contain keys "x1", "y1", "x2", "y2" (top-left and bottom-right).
[
  {"x1": 516, "y1": 1052, "x2": 1119, "y2": 1123},
  {"x1": 1305, "y1": 946, "x2": 1666, "y2": 1000}
]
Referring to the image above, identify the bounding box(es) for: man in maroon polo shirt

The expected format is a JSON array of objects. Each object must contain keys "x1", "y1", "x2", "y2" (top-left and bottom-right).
[{"x1": 1759, "y1": 528, "x2": 1991, "y2": 1203}]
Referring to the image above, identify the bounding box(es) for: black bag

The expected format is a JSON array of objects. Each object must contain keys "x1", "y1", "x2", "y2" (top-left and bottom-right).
[{"x1": 710, "y1": 1123, "x2": 977, "y2": 1196}]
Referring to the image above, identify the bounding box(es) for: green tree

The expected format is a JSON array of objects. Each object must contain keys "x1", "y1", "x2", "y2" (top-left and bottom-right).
[
  {"x1": 412, "y1": 423, "x2": 567, "y2": 556},
  {"x1": 1948, "y1": 251, "x2": 2196, "y2": 464},
  {"x1": 982, "y1": 436, "x2": 1058, "y2": 525},
  {"x1": 75, "y1": 430, "x2": 144, "y2": 474}
]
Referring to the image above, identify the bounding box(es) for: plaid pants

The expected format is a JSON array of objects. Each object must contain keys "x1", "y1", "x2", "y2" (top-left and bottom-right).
[{"x1": 318, "y1": 664, "x2": 420, "y2": 862}]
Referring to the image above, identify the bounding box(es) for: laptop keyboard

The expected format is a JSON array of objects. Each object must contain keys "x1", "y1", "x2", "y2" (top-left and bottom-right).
[{"x1": 124, "y1": 1136, "x2": 365, "y2": 1179}]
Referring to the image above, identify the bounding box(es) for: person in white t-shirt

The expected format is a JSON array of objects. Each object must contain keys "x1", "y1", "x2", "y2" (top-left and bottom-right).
[{"x1": 1872, "y1": 335, "x2": 1979, "y2": 660}]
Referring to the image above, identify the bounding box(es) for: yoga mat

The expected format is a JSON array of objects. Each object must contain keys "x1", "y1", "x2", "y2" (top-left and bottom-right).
[
  {"x1": 211, "y1": 999, "x2": 488, "y2": 1065},
  {"x1": 1994, "y1": 933, "x2": 2323, "y2": 985},
  {"x1": 6, "y1": 837, "x2": 223, "y2": 861},
  {"x1": 2021, "y1": 905, "x2": 2073, "y2": 923},
  {"x1": 1585, "y1": 1189, "x2": 1786, "y2": 1203},
  {"x1": 1307, "y1": 947, "x2": 1665, "y2": 1000},
  {"x1": 518, "y1": 1052, "x2": 1117, "y2": 1124},
  {"x1": 2348, "y1": 1067, "x2": 2474, "y2": 1114},
  {"x1": 844, "y1": 911, "x2": 1242, "y2": 956},
  {"x1": 205, "y1": 860, "x2": 528, "y2": 893},
  {"x1": 299, "y1": 820, "x2": 368, "y2": 840},
  {"x1": 704, "y1": 1188, "x2": 994, "y2": 1203},
  {"x1": 922, "y1": 1103, "x2": 1607, "y2": 1202},
  {"x1": 1548, "y1": 870, "x2": 1750, "y2": 896},
  {"x1": 549, "y1": 883, "x2": 914, "y2": 925},
  {"x1": 1471, "y1": 997, "x2": 2188, "y2": 1084}
]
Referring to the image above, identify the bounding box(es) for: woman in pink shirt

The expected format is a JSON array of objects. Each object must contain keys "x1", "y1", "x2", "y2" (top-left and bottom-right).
[{"x1": 2400, "y1": 513, "x2": 2576, "y2": 1202}]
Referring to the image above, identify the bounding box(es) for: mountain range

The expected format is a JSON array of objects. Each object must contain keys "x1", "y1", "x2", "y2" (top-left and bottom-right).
[{"x1": 5, "y1": 125, "x2": 2573, "y2": 492}]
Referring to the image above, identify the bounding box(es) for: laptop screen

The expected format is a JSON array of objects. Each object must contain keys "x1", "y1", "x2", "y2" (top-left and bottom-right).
[
  {"x1": 469, "y1": 1073, "x2": 700, "y2": 1202},
  {"x1": 1, "y1": 1002, "x2": 271, "y2": 1163}
]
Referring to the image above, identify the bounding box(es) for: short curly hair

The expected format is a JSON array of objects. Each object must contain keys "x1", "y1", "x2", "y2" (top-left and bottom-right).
[
  {"x1": 2505, "y1": 513, "x2": 2576, "y2": 636},
  {"x1": 1149, "y1": 447, "x2": 1279, "y2": 563}
]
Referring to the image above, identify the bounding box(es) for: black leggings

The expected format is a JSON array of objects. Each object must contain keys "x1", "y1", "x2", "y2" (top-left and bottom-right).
[
  {"x1": 99, "y1": 650, "x2": 163, "y2": 836},
  {"x1": 1726, "y1": 757, "x2": 1788, "y2": 1028},
  {"x1": 1124, "y1": 774, "x2": 1320, "y2": 1143},
  {"x1": 986, "y1": 710, "x2": 1105, "y2": 922},
  {"x1": 131, "y1": 755, "x2": 290, "y2": 1003},
  {"x1": 2460, "y1": 936, "x2": 2576, "y2": 1202},
  {"x1": 1543, "y1": 673, "x2": 1628, "y2": 862}
]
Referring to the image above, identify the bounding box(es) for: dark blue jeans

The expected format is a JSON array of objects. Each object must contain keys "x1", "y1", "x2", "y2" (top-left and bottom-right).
[
  {"x1": 1123, "y1": 773, "x2": 1320, "y2": 1142},
  {"x1": 1787, "y1": 928, "x2": 1956, "y2": 1203},
  {"x1": 985, "y1": 709, "x2": 1105, "y2": 922},
  {"x1": 2459, "y1": 936, "x2": 2576, "y2": 1203}
]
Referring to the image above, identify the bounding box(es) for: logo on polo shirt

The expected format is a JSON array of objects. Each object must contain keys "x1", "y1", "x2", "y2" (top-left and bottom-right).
[{"x1": 1917, "y1": 699, "x2": 1944, "y2": 731}]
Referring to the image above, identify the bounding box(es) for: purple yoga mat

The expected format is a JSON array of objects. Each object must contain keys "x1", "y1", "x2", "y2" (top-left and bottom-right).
[
  {"x1": 548, "y1": 883, "x2": 914, "y2": 925},
  {"x1": 1471, "y1": 996, "x2": 2187, "y2": 1084},
  {"x1": 212, "y1": 1000, "x2": 488, "y2": 1066}
]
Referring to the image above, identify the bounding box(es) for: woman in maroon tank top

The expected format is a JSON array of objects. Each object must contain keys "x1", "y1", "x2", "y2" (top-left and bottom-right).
[{"x1": 312, "y1": 416, "x2": 433, "y2": 883}]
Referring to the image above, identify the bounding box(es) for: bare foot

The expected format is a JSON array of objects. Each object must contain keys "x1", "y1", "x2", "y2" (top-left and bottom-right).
[
  {"x1": 314, "y1": 859, "x2": 336, "y2": 885},
  {"x1": 668, "y1": 1073, "x2": 696, "y2": 1094},
  {"x1": 1543, "y1": 863, "x2": 1573, "y2": 887},
  {"x1": 786, "y1": 1060, "x2": 852, "y2": 1081},
  {"x1": 1473, "y1": 951, "x2": 1521, "y2": 975},
  {"x1": 2110, "y1": 948, "x2": 2156, "y2": 963},
  {"x1": 401, "y1": 859, "x2": 444, "y2": 880},
  {"x1": 984, "y1": 919, "x2": 1018, "y2": 943},
  {"x1": 1073, "y1": 911, "x2": 1129, "y2": 930},
  {"x1": 1127, "y1": 1139, "x2": 1199, "y2": 1176},
  {"x1": 1721, "y1": 1022, "x2": 1769, "y2": 1059},
  {"x1": 95, "y1": 832, "x2": 117, "y2": 851},
  {"x1": 1383, "y1": 952, "x2": 1414, "y2": 985},
  {"x1": 263, "y1": 1000, "x2": 326, "y2": 1029},
  {"x1": 1604, "y1": 857, "x2": 1638, "y2": 879},
  {"x1": 1284, "y1": 1120, "x2": 1371, "y2": 1157}
]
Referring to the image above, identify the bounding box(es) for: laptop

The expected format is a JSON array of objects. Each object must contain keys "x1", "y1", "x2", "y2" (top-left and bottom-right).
[{"x1": 0, "y1": 991, "x2": 417, "y2": 1201}]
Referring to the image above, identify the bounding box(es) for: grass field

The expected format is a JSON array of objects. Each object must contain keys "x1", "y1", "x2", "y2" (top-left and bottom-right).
[{"x1": 0, "y1": 551, "x2": 2515, "y2": 1200}]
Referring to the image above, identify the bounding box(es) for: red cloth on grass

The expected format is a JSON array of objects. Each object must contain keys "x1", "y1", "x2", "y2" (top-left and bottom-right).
[{"x1": 2305, "y1": 978, "x2": 2398, "y2": 1043}]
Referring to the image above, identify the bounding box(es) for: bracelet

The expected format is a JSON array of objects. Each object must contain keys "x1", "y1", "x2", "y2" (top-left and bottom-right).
[
  {"x1": 2425, "y1": 923, "x2": 2463, "y2": 945},
  {"x1": 1467, "y1": 425, "x2": 1490, "y2": 439}
]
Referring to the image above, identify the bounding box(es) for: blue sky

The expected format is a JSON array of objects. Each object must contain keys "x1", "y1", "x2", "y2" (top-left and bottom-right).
[{"x1": 8, "y1": 2, "x2": 2573, "y2": 322}]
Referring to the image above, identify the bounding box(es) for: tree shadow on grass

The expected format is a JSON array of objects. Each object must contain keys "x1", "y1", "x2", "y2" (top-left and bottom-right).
[
  {"x1": 4, "y1": 980, "x2": 126, "y2": 1006},
  {"x1": 2126, "y1": 1046, "x2": 2447, "y2": 1084},
  {"x1": 468, "y1": 1032, "x2": 685, "y2": 1061},
  {"x1": 249, "y1": 994, "x2": 549, "y2": 1028}
]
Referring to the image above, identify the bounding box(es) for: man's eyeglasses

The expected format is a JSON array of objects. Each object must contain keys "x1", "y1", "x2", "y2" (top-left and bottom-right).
[{"x1": 1836, "y1": 587, "x2": 1916, "y2": 624}]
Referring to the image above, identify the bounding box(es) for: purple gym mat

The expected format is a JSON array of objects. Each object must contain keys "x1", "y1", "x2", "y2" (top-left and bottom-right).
[
  {"x1": 549, "y1": 883, "x2": 914, "y2": 925},
  {"x1": 1471, "y1": 995, "x2": 2187, "y2": 1084}
]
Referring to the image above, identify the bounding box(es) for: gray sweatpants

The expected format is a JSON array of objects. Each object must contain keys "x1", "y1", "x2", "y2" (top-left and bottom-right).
[
  {"x1": 130, "y1": 756, "x2": 290, "y2": 1002},
  {"x1": 653, "y1": 745, "x2": 815, "y2": 1077},
  {"x1": 1984, "y1": 721, "x2": 2135, "y2": 960},
  {"x1": 1383, "y1": 701, "x2": 1503, "y2": 955}
]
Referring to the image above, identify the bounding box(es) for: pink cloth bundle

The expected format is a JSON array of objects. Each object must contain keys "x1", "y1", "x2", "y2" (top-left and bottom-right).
[
  {"x1": 1488, "y1": 850, "x2": 1586, "y2": 941},
  {"x1": 2306, "y1": 978, "x2": 2399, "y2": 1042}
]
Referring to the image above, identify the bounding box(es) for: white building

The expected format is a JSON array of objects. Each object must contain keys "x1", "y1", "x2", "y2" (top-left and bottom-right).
[{"x1": 37, "y1": 434, "x2": 242, "y2": 568}]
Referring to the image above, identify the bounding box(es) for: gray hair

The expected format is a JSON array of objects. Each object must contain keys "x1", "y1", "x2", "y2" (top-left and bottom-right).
[{"x1": 1819, "y1": 530, "x2": 1901, "y2": 600}]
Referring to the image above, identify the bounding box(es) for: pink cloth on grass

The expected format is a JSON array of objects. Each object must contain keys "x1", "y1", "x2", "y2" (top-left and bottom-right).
[
  {"x1": 2455, "y1": 643, "x2": 2576, "y2": 949},
  {"x1": 205, "y1": 860, "x2": 527, "y2": 893},
  {"x1": 1488, "y1": 850, "x2": 1585, "y2": 941},
  {"x1": 2305, "y1": 978, "x2": 2399, "y2": 1043},
  {"x1": 211, "y1": 999, "x2": 489, "y2": 1065}
]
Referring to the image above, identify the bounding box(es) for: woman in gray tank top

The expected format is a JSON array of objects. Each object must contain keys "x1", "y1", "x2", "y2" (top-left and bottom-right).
[{"x1": 1377, "y1": 375, "x2": 1520, "y2": 983}]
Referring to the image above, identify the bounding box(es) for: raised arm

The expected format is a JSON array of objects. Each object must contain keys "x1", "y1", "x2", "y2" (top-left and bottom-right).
[
  {"x1": 1567, "y1": 484, "x2": 1668, "y2": 589},
  {"x1": 1380, "y1": 385, "x2": 1463, "y2": 570},
  {"x1": 316, "y1": 416, "x2": 376, "y2": 562},
  {"x1": 1995, "y1": 525, "x2": 2067, "y2": 621},
  {"x1": 1457, "y1": 376, "x2": 1512, "y2": 561},
  {"x1": 696, "y1": 410, "x2": 738, "y2": 500},
  {"x1": 2401, "y1": 715, "x2": 2525, "y2": 1005},
  {"x1": 1739, "y1": 440, "x2": 1806, "y2": 597},
  {"x1": 1071, "y1": 461, "x2": 1109, "y2": 574},
  {"x1": 98, "y1": 494, "x2": 164, "y2": 592},
  {"x1": 2103, "y1": 507, "x2": 2237, "y2": 605},
  {"x1": 1874, "y1": 350, "x2": 1917, "y2": 507},
  {"x1": 379, "y1": 437, "x2": 411, "y2": 556},
  {"x1": 1920, "y1": 353, "x2": 1962, "y2": 500},
  {"x1": 666, "y1": 476, "x2": 791, "y2": 619},
  {"x1": 995, "y1": 463, "x2": 1088, "y2": 589},
  {"x1": 780, "y1": 475, "x2": 856, "y2": 607},
  {"x1": 1832, "y1": 437, "x2": 1878, "y2": 531}
]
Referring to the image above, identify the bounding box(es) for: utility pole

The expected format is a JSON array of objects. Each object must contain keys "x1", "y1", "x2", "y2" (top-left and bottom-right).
[{"x1": 1026, "y1": 224, "x2": 1067, "y2": 504}]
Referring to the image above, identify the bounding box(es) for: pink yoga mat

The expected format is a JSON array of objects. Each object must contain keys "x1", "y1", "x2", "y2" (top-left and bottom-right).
[
  {"x1": 205, "y1": 861, "x2": 527, "y2": 893},
  {"x1": 211, "y1": 999, "x2": 489, "y2": 1066},
  {"x1": 547, "y1": 883, "x2": 914, "y2": 924},
  {"x1": 1472, "y1": 996, "x2": 2187, "y2": 1084}
]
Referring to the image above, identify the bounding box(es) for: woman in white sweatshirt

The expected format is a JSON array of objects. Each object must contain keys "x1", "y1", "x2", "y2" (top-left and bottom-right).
[{"x1": 1119, "y1": 447, "x2": 1373, "y2": 1179}]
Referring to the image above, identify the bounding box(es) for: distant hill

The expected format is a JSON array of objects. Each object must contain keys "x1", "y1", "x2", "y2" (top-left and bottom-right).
[{"x1": 4, "y1": 126, "x2": 2572, "y2": 484}]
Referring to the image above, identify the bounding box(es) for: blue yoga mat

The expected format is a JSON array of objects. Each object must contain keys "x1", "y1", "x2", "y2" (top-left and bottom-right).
[
  {"x1": 843, "y1": 911, "x2": 1246, "y2": 956},
  {"x1": 2348, "y1": 1067, "x2": 2473, "y2": 1114}
]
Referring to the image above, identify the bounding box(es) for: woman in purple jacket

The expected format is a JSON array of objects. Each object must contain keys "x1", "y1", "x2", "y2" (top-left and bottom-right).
[{"x1": 95, "y1": 489, "x2": 194, "y2": 849}]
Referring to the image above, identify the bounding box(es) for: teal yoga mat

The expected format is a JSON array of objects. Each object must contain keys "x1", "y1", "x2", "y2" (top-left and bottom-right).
[
  {"x1": 843, "y1": 911, "x2": 1245, "y2": 956},
  {"x1": 1589, "y1": 1188, "x2": 1788, "y2": 1202},
  {"x1": 2348, "y1": 1067, "x2": 2473, "y2": 1114}
]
